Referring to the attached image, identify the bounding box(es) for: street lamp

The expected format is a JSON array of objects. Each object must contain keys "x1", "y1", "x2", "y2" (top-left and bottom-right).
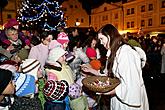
[{"x1": 75, "y1": 21, "x2": 80, "y2": 26}]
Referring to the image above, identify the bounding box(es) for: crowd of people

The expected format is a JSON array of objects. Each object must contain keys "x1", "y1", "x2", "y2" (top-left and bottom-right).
[{"x1": 0, "y1": 18, "x2": 164, "y2": 110}]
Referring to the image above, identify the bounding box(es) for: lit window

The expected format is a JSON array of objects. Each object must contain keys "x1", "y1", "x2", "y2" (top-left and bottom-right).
[
  {"x1": 115, "y1": 13, "x2": 118, "y2": 19},
  {"x1": 148, "y1": 4, "x2": 153, "y2": 11},
  {"x1": 141, "y1": 5, "x2": 145, "y2": 12},
  {"x1": 148, "y1": 18, "x2": 152, "y2": 26},
  {"x1": 131, "y1": 8, "x2": 134, "y2": 14},
  {"x1": 162, "y1": 1, "x2": 165, "y2": 8},
  {"x1": 127, "y1": 22, "x2": 130, "y2": 28},
  {"x1": 141, "y1": 20, "x2": 145, "y2": 27},
  {"x1": 161, "y1": 16, "x2": 165, "y2": 24},
  {"x1": 127, "y1": 9, "x2": 130, "y2": 15},
  {"x1": 131, "y1": 21, "x2": 134, "y2": 28}
]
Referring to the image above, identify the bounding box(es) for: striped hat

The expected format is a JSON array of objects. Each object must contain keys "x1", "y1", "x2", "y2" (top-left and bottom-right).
[
  {"x1": 57, "y1": 32, "x2": 69, "y2": 45},
  {"x1": 43, "y1": 80, "x2": 69, "y2": 101},
  {"x1": 21, "y1": 59, "x2": 41, "y2": 80}
]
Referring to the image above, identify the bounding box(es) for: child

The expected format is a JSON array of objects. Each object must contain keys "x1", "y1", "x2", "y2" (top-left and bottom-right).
[
  {"x1": 49, "y1": 32, "x2": 75, "y2": 63},
  {"x1": 45, "y1": 47, "x2": 75, "y2": 84},
  {"x1": 43, "y1": 80, "x2": 69, "y2": 110},
  {"x1": 0, "y1": 69, "x2": 15, "y2": 110},
  {"x1": 69, "y1": 83, "x2": 88, "y2": 110}
]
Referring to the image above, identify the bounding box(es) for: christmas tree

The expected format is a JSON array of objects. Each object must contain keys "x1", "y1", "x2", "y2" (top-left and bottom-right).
[{"x1": 17, "y1": 0, "x2": 66, "y2": 31}]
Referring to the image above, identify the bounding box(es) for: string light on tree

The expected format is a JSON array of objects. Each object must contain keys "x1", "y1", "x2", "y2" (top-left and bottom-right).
[{"x1": 17, "y1": 0, "x2": 66, "y2": 31}]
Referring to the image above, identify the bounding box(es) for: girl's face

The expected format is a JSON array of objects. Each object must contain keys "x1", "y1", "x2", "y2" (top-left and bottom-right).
[
  {"x1": 98, "y1": 33, "x2": 109, "y2": 49},
  {"x1": 91, "y1": 39, "x2": 97, "y2": 48},
  {"x1": 42, "y1": 35, "x2": 53, "y2": 45},
  {"x1": 63, "y1": 42, "x2": 69, "y2": 50},
  {"x1": 2, "y1": 81, "x2": 15, "y2": 95},
  {"x1": 57, "y1": 55, "x2": 66, "y2": 64}
]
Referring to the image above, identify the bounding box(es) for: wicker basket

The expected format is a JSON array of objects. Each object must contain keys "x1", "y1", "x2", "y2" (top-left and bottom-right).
[{"x1": 82, "y1": 76, "x2": 120, "y2": 93}]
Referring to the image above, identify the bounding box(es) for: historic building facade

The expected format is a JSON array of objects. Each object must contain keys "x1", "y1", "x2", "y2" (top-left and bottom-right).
[
  {"x1": 91, "y1": 0, "x2": 165, "y2": 35},
  {"x1": 62, "y1": 0, "x2": 89, "y2": 27}
]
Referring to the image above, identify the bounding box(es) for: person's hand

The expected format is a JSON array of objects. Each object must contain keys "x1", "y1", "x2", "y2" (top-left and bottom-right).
[
  {"x1": 24, "y1": 45, "x2": 30, "y2": 49},
  {"x1": 81, "y1": 64, "x2": 92, "y2": 73},
  {"x1": 81, "y1": 64, "x2": 99, "y2": 76},
  {"x1": 7, "y1": 45, "x2": 14, "y2": 51},
  {"x1": 96, "y1": 89, "x2": 115, "y2": 96}
]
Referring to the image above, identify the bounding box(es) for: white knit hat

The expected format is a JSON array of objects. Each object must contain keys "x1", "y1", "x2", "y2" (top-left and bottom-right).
[
  {"x1": 47, "y1": 47, "x2": 67, "y2": 64},
  {"x1": 21, "y1": 59, "x2": 41, "y2": 80}
]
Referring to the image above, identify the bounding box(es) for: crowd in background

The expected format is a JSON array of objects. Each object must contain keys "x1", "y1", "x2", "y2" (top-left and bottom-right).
[{"x1": 0, "y1": 18, "x2": 164, "y2": 110}]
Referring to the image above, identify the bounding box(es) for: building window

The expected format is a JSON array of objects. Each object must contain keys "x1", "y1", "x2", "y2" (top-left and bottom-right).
[
  {"x1": 102, "y1": 15, "x2": 108, "y2": 21},
  {"x1": 148, "y1": 4, "x2": 153, "y2": 11},
  {"x1": 162, "y1": 1, "x2": 165, "y2": 8},
  {"x1": 131, "y1": 8, "x2": 134, "y2": 14},
  {"x1": 105, "y1": 15, "x2": 108, "y2": 20},
  {"x1": 127, "y1": 9, "x2": 130, "y2": 15},
  {"x1": 81, "y1": 18, "x2": 84, "y2": 23},
  {"x1": 63, "y1": 8, "x2": 67, "y2": 11},
  {"x1": 76, "y1": 18, "x2": 79, "y2": 22},
  {"x1": 115, "y1": 13, "x2": 118, "y2": 19},
  {"x1": 104, "y1": 7, "x2": 107, "y2": 11},
  {"x1": 70, "y1": 5, "x2": 73, "y2": 8},
  {"x1": 161, "y1": 16, "x2": 165, "y2": 24},
  {"x1": 141, "y1": 5, "x2": 145, "y2": 12},
  {"x1": 131, "y1": 21, "x2": 134, "y2": 28},
  {"x1": 7, "y1": 14, "x2": 12, "y2": 19},
  {"x1": 141, "y1": 20, "x2": 145, "y2": 27},
  {"x1": 75, "y1": 5, "x2": 78, "y2": 8},
  {"x1": 127, "y1": 22, "x2": 130, "y2": 28},
  {"x1": 148, "y1": 18, "x2": 152, "y2": 26}
]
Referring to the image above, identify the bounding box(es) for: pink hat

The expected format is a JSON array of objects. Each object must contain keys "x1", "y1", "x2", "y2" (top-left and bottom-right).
[
  {"x1": 57, "y1": 32, "x2": 69, "y2": 45},
  {"x1": 4, "y1": 18, "x2": 19, "y2": 28}
]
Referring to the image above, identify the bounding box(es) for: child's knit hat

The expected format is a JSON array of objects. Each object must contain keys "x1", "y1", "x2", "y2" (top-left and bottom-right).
[
  {"x1": 21, "y1": 59, "x2": 41, "y2": 80},
  {"x1": 90, "y1": 59, "x2": 101, "y2": 70},
  {"x1": 86, "y1": 48, "x2": 97, "y2": 59},
  {"x1": 47, "y1": 47, "x2": 67, "y2": 64},
  {"x1": 13, "y1": 72, "x2": 36, "y2": 97},
  {"x1": 69, "y1": 83, "x2": 82, "y2": 99},
  {"x1": 4, "y1": 18, "x2": 19, "y2": 28},
  {"x1": 43, "y1": 80, "x2": 69, "y2": 101},
  {"x1": 57, "y1": 32, "x2": 69, "y2": 45}
]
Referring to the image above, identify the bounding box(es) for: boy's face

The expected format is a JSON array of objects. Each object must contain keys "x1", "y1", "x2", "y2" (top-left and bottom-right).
[
  {"x1": 2, "y1": 81, "x2": 15, "y2": 95},
  {"x1": 7, "y1": 31, "x2": 18, "y2": 42}
]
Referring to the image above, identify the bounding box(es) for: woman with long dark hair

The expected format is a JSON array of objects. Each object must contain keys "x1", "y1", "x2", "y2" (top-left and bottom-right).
[{"x1": 81, "y1": 24, "x2": 149, "y2": 110}]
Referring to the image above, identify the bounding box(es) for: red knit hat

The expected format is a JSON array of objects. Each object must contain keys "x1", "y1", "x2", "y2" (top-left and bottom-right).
[
  {"x1": 86, "y1": 47, "x2": 97, "y2": 59},
  {"x1": 4, "y1": 18, "x2": 19, "y2": 28},
  {"x1": 90, "y1": 59, "x2": 101, "y2": 70}
]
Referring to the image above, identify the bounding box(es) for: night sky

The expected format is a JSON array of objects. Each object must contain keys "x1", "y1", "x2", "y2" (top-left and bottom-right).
[{"x1": 78, "y1": 0, "x2": 127, "y2": 14}]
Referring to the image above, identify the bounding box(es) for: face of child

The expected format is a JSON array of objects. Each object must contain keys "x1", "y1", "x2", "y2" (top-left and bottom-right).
[
  {"x1": 2, "y1": 81, "x2": 15, "y2": 95},
  {"x1": 42, "y1": 35, "x2": 53, "y2": 45},
  {"x1": 7, "y1": 31, "x2": 18, "y2": 42},
  {"x1": 91, "y1": 39, "x2": 97, "y2": 48},
  {"x1": 57, "y1": 55, "x2": 66, "y2": 64},
  {"x1": 63, "y1": 42, "x2": 69, "y2": 50}
]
